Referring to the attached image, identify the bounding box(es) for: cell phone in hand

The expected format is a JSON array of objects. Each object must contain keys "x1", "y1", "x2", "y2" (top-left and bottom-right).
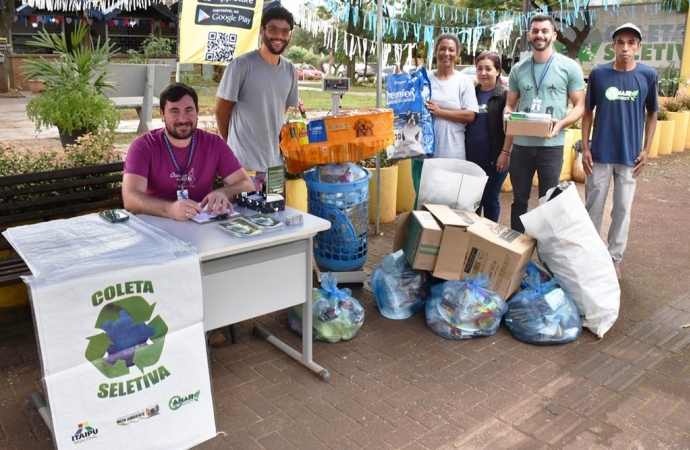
[{"x1": 99, "y1": 209, "x2": 129, "y2": 223}]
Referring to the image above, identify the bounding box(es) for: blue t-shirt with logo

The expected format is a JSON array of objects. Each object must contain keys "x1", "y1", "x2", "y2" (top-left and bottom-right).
[
  {"x1": 465, "y1": 88, "x2": 493, "y2": 169},
  {"x1": 586, "y1": 62, "x2": 658, "y2": 167}
]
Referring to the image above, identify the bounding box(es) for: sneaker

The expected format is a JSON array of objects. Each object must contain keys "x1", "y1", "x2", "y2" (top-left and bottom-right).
[
  {"x1": 615, "y1": 266, "x2": 622, "y2": 282},
  {"x1": 208, "y1": 329, "x2": 226, "y2": 347}
]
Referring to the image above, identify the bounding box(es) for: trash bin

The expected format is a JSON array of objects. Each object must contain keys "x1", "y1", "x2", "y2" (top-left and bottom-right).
[{"x1": 304, "y1": 169, "x2": 372, "y2": 272}]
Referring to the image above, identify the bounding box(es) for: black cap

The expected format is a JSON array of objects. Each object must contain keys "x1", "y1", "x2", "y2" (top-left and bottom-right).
[{"x1": 612, "y1": 23, "x2": 642, "y2": 41}]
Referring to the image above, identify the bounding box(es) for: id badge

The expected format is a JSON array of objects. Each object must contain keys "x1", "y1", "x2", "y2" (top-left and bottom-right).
[
  {"x1": 177, "y1": 189, "x2": 189, "y2": 200},
  {"x1": 531, "y1": 98, "x2": 542, "y2": 113}
]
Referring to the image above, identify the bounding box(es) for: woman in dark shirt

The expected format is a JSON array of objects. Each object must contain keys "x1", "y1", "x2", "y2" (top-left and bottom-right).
[{"x1": 465, "y1": 51, "x2": 513, "y2": 222}]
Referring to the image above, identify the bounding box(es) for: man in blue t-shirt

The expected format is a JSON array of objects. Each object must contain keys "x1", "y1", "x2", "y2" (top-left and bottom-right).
[{"x1": 582, "y1": 23, "x2": 658, "y2": 281}]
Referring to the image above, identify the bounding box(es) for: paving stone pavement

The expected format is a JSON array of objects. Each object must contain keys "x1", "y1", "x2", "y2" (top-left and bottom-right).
[{"x1": 2, "y1": 99, "x2": 690, "y2": 449}]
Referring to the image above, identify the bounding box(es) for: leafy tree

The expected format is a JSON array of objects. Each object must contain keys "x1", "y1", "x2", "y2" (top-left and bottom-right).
[{"x1": 286, "y1": 45, "x2": 309, "y2": 63}]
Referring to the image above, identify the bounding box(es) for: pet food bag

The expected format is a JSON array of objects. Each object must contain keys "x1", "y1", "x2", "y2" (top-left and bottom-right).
[
  {"x1": 416, "y1": 158, "x2": 488, "y2": 210},
  {"x1": 288, "y1": 272, "x2": 365, "y2": 342},
  {"x1": 520, "y1": 182, "x2": 620, "y2": 338},
  {"x1": 280, "y1": 109, "x2": 395, "y2": 174},
  {"x1": 369, "y1": 250, "x2": 430, "y2": 319},
  {"x1": 385, "y1": 67, "x2": 434, "y2": 160},
  {"x1": 425, "y1": 274, "x2": 508, "y2": 340},
  {"x1": 505, "y1": 268, "x2": 582, "y2": 345}
]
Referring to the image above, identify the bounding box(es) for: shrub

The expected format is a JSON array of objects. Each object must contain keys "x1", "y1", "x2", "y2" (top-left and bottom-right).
[
  {"x1": 662, "y1": 99, "x2": 684, "y2": 113},
  {"x1": 126, "y1": 35, "x2": 175, "y2": 64},
  {"x1": 0, "y1": 131, "x2": 121, "y2": 177},
  {"x1": 657, "y1": 107, "x2": 669, "y2": 121},
  {"x1": 360, "y1": 151, "x2": 396, "y2": 168}
]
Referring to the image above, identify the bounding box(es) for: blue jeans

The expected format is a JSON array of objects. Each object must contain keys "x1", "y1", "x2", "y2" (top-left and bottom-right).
[
  {"x1": 509, "y1": 144, "x2": 563, "y2": 233},
  {"x1": 476, "y1": 163, "x2": 509, "y2": 222}
]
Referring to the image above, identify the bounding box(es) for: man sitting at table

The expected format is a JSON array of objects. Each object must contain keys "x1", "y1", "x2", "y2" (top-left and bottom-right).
[
  {"x1": 123, "y1": 83, "x2": 253, "y2": 347},
  {"x1": 123, "y1": 83, "x2": 254, "y2": 221}
]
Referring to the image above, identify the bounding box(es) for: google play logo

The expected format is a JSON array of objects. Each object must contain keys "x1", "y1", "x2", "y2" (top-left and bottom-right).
[{"x1": 197, "y1": 9, "x2": 210, "y2": 22}]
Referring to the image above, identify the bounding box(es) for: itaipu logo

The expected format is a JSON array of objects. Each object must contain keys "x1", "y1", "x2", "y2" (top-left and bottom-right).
[
  {"x1": 72, "y1": 421, "x2": 98, "y2": 444},
  {"x1": 605, "y1": 87, "x2": 639, "y2": 102},
  {"x1": 169, "y1": 391, "x2": 200, "y2": 411}
]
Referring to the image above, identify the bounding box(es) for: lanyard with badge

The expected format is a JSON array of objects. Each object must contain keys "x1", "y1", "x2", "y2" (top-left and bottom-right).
[
  {"x1": 163, "y1": 133, "x2": 195, "y2": 200},
  {"x1": 530, "y1": 54, "x2": 554, "y2": 113}
]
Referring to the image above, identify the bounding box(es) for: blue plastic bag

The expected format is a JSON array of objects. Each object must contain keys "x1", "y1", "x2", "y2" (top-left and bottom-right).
[
  {"x1": 316, "y1": 163, "x2": 368, "y2": 183},
  {"x1": 369, "y1": 250, "x2": 430, "y2": 319},
  {"x1": 425, "y1": 274, "x2": 507, "y2": 340},
  {"x1": 505, "y1": 269, "x2": 582, "y2": 345},
  {"x1": 288, "y1": 272, "x2": 365, "y2": 342}
]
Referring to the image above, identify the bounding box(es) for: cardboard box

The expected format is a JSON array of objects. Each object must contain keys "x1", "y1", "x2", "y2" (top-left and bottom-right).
[
  {"x1": 427, "y1": 205, "x2": 482, "y2": 280},
  {"x1": 504, "y1": 119, "x2": 553, "y2": 138},
  {"x1": 393, "y1": 210, "x2": 443, "y2": 271},
  {"x1": 393, "y1": 205, "x2": 481, "y2": 273},
  {"x1": 462, "y1": 218, "x2": 536, "y2": 299}
]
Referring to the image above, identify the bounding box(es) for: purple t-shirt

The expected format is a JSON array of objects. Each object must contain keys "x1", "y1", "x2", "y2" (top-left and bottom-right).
[{"x1": 124, "y1": 128, "x2": 243, "y2": 202}]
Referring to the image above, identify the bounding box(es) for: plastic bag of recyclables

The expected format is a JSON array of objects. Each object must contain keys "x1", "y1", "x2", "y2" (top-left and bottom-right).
[
  {"x1": 369, "y1": 250, "x2": 431, "y2": 319},
  {"x1": 425, "y1": 273, "x2": 508, "y2": 340},
  {"x1": 316, "y1": 162, "x2": 368, "y2": 183},
  {"x1": 504, "y1": 265, "x2": 582, "y2": 345},
  {"x1": 520, "y1": 181, "x2": 620, "y2": 338},
  {"x1": 288, "y1": 272, "x2": 365, "y2": 342}
]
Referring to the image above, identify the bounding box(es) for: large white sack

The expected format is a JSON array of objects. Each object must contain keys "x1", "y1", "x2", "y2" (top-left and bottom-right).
[
  {"x1": 520, "y1": 182, "x2": 620, "y2": 338},
  {"x1": 417, "y1": 159, "x2": 488, "y2": 210}
]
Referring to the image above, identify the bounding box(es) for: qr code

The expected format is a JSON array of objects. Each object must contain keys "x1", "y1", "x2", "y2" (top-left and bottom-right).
[{"x1": 205, "y1": 32, "x2": 238, "y2": 63}]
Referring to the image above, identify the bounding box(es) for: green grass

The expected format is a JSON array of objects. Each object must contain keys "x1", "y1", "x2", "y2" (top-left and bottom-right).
[{"x1": 117, "y1": 81, "x2": 381, "y2": 121}]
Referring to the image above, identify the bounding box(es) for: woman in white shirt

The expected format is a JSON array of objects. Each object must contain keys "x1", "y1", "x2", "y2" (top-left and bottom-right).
[{"x1": 411, "y1": 33, "x2": 479, "y2": 202}]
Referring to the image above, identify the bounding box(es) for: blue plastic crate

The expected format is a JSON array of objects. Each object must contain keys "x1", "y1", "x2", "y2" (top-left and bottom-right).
[{"x1": 304, "y1": 169, "x2": 371, "y2": 272}]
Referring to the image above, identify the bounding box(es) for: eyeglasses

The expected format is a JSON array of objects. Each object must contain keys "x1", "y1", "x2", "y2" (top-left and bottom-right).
[{"x1": 265, "y1": 25, "x2": 291, "y2": 37}]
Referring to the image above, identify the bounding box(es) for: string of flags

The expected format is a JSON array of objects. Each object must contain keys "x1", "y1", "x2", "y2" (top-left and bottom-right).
[
  {"x1": 12, "y1": 14, "x2": 175, "y2": 28},
  {"x1": 19, "y1": 0, "x2": 177, "y2": 12},
  {"x1": 298, "y1": 0, "x2": 674, "y2": 61}
]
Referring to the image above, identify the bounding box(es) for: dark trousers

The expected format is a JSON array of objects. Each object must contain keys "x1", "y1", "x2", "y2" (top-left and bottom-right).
[
  {"x1": 509, "y1": 144, "x2": 563, "y2": 233},
  {"x1": 476, "y1": 163, "x2": 509, "y2": 223}
]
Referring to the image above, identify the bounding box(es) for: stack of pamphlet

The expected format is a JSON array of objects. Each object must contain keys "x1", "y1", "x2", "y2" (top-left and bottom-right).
[
  {"x1": 216, "y1": 213, "x2": 284, "y2": 238},
  {"x1": 504, "y1": 112, "x2": 552, "y2": 122}
]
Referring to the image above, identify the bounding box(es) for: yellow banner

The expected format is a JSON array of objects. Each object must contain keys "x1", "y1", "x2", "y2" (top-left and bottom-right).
[{"x1": 179, "y1": 0, "x2": 264, "y2": 65}]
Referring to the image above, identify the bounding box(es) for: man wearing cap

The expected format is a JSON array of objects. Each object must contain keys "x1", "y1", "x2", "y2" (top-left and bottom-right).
[{"x1": 581, "y1": 23, "x2": 658, "y2": 281}]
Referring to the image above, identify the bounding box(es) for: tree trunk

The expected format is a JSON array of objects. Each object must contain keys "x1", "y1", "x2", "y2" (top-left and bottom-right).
[{"x1": 0, "y1": 0, "x2": 13, "y2": 92}]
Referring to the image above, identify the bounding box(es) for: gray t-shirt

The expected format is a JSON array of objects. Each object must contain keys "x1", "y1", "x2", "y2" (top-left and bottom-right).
[
  {"x1": 508, "y1": 52, "x2": 584, "y2": 147},
  {"x1": 217, "y1": 51, "x2": 299, "y2": 172}
]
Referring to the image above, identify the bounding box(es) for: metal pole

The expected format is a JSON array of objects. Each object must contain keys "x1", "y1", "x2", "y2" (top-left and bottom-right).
[{"x1": 375, "y1": 0, "x2": 383, "y2": 235}]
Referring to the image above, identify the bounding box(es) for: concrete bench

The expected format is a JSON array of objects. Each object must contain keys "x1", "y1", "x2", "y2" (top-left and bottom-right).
[{"x1": 105, "y1": 63, "x2": 173, "y2": 134}]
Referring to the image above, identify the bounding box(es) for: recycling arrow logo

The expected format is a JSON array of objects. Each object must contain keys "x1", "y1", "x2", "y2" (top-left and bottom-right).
[{"x1": 85, "y1": 296, "x2": 168, "y2": 378}]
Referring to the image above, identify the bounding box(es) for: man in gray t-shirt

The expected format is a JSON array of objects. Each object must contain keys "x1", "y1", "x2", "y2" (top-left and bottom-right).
[{"x1": 215, "y1": 5, "x2": 299, "y2": 177}]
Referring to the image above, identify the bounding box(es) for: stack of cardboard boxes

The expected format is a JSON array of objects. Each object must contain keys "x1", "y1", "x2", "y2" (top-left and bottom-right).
[{"x1": 393, "y1": 204, "x2": 537, "y2": 299}]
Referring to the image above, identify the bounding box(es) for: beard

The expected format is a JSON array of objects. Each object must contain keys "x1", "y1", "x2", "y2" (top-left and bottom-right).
[
  {"x1": 530, "y1": 37, "x2": 551, "y2": 51},
  {"x1": 262, "y1": 33, "x2": 290, "y2": 55},
  {"x1": 165, "y1": 121, "x2": 196, "y2": 140}
]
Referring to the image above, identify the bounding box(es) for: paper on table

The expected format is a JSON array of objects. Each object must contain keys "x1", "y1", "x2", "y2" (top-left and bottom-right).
[{"x1": 191, "y1": 206, "x2": 242, "y2": 224}]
